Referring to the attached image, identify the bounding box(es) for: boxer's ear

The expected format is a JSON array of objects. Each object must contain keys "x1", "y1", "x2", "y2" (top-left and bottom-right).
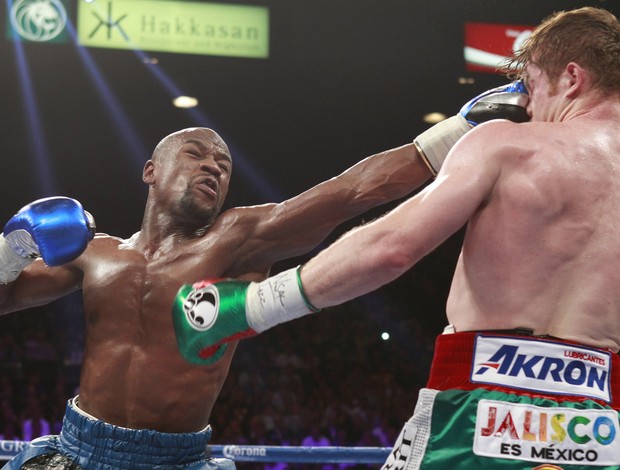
[
  {"x1": 564, "y1": 62, "x2": 587, "y2": 99},
  {"x1": 143, "y1": 160, "x2": 155, "y2": 185}
]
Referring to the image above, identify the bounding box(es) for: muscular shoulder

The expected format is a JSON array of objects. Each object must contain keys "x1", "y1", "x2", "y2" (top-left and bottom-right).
[
  {"x1": 210, "y1": 202, "x2": 307, "y2": 275},
  {"x1": 441, "y1": 120, "x2": 524, "y2": 171},
  {"x1": 466, "y1": 120, "x2": 532, "y2": 153},
  {"x1": 93, "y1": 232, "x2": 124, "y2": 243},
  {"x1": 212, "y1": 204, "x2": 277, "y2": 235},
  {"x1": 73, "y1": 233, "x2": 123, "y2": 264},
  {"x1": 448, "y1": 120, "x2": 542, "y2": 173},
  {"x1": 88, "y1": 233, "x2": 124, "y2": 249},
  {"x1": 209, "y1": 204, "x2": 279, "y2": 261}
]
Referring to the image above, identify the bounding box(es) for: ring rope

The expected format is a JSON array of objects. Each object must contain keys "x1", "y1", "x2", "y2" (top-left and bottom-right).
[{"x1": 0, "y1": 440, "x2": 392, "y2": 463}]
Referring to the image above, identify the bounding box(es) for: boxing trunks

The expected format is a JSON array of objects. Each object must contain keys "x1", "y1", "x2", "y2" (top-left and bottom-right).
[
  {"x1": 2, "y1": 397, "x2": 234, "y2": 470},
  {"x1": 382, "y1": 331, "x2": 620, "y2": 470}
]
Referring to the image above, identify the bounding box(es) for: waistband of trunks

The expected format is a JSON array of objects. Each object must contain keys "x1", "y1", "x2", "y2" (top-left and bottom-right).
[
  {"x1": 59, "y1": 397, "x2": 212, "y2": 467},
  {"x1": 426, "y1": 331, "x2": 620, "y2": 410}
]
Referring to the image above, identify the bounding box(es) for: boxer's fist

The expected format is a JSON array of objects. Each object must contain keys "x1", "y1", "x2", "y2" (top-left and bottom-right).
[
  {"x1": 459, "y1": 79, "x2": 529, "y2": 125},
  {"x1": 414, "y1": 80, "x2": 529, "y2": 175},
  {"x1": 4, "y1": 197, "x2": 95, "y2": 266},
  {"x1": 173, "y1": 279, "x2": 256, "y2": 365},
  {"x1": 0, "y1": 197, "x2": 95, "y2": 283},
  {"x1": 173, "y1": 267, "x2": 319, "y2": 365}
]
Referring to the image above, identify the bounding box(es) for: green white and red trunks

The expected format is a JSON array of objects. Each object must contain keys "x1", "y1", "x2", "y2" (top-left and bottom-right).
[{"x1": 382, "y1": 331, "x2": 620, "y2": 470}]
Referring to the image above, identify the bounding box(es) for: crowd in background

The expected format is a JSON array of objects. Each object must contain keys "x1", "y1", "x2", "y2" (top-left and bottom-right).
[{"x1": 209, "y1": 305, "x2": 437, "y2": 469}]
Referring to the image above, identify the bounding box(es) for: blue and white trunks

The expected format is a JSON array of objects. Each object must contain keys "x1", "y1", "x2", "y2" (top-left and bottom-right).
[
  {"x1": 382, "y1": 331, "x2": 620, "y2": 469},
  {"x1": 2, "y1": 397, "x2": 234, "y2": 469}
]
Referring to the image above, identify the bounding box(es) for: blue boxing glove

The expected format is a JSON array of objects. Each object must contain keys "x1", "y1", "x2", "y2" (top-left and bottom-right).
[
  {"x1": 0, "y1": 197, "x2": 95, "y2": 283},
  {"x1": 414, "y1": 80, "x2": 529, "y2": 175}
]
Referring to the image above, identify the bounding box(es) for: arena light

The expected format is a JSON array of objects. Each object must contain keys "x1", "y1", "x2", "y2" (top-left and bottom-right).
[
  {"x1": 423, "y1": 112, "x2": 447, "y2": 124},
  {"x1": 173, "y1": 96, "x2": 198, "y2": 109},
  {"x1": 458, "y1": 77, "x2": 475, "y2": 85}
]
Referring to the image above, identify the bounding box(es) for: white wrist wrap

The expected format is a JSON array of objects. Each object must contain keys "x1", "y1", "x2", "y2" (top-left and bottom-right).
[
  {"x1": 245, "y1": 267, "x2": 319, "y2": 333},
  {"x1": 413, "y1": 115, "x2": 471, "y2": 176},
  {"x1": 0, "y1": 234, "x2": 35, "y2": 284}
]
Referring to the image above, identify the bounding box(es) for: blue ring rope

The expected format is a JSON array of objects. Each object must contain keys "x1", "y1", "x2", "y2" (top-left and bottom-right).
[{"x1": 0, "y1": 441, "x2": 392, "y2": 464}]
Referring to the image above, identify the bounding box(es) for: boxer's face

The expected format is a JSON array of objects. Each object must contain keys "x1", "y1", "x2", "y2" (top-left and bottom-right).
[
  {"x1": 146, "y1": 128, "x2": 233, "y2": 223},
  {"x1": 178, "y1": 130, "x2": 232, "y2": 221}
]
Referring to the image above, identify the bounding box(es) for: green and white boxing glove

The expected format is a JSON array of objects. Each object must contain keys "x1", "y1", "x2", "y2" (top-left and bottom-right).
[{"x1": 172, "y1": 267, "x2": 319, "y2": 365}]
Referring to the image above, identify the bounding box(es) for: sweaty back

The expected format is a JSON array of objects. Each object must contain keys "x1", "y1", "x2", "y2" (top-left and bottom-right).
[{"x1": 448, "y1": 116, "x2": 620, "y2": 351}]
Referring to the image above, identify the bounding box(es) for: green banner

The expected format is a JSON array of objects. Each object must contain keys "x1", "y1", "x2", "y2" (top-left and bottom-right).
[{"x1": 77, "y1": 0, "x2": 269, "y2": 58}]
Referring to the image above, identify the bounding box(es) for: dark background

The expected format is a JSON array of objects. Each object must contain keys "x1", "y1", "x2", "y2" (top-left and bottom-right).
[
  {"x1": 2, "y1": 0, "x2": 616, "y2": 324},
  {"x1": 2, "y1": 0, "x2": 616, "y2": 227},
  {"x1": 0, "y1": 0, "x2": 618, "y2": 457}
]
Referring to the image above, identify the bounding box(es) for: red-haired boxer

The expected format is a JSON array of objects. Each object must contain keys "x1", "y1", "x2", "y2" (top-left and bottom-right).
[{"x1": 175, "y1": 7, "x2": 620, "y2": 469}]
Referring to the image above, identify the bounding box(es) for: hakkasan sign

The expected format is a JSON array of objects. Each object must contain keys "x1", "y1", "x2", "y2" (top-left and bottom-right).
[{"x1": 77, "y1": 0, "x2": 269, "y2": 58}]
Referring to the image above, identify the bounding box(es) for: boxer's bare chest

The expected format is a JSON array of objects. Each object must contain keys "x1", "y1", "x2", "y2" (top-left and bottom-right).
[
  {"x1": 82, "y1": 235, "x2": 237, "y2": 329},
  {"x1": 75, "y1": 235, "x2": 241, "y2": 430}
]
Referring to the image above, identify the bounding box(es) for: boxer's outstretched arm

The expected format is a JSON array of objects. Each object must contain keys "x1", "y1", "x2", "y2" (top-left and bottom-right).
[
  {"x1": 231, "y1": 81, "x2": 529, "y2": 270},
  {"x1": 174, "y1": 115, "x2": 530, "y2": 364},
  {"x1": 301, "y1": 119, "x2": 516, "y2": 307}
]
